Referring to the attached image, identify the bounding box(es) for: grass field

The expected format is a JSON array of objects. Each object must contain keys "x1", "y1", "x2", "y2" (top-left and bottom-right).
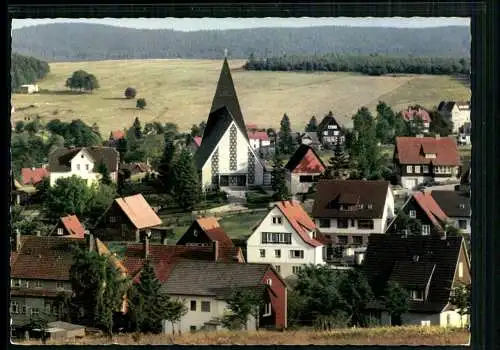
[
  {"x1": 11, "y1": 59, "x2": 470, "y2": 136},
  {"x1": 19, "y1": 326, "x2": 469, "y2": 346}
]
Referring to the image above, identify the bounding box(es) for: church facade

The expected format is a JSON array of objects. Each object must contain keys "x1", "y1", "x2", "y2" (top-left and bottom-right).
[{"x1": 195, "y1": 57, "x2": 266, "y2": 191}]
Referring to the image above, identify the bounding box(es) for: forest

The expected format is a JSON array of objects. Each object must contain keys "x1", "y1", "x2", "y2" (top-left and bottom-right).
[
  {"x1": 243, "y1": 53, "x2": 470, "y2": 76},
  {"x1": 11, "y1": 53, "x2": 50, "y2": 91},
  {"x1": 12, "y1": 23, "x2": 470, "y2": 61}
]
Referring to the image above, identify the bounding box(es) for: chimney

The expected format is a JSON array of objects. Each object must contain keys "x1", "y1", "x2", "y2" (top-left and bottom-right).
[
  {"x1": 35, "y1": 230, "x2": 41, "y2": 237},
  {"x1": 213, "y1": 240, "x2": 219, "y2": 261},
  {"x1": 13, "y1": 229, "x2": 21, "y2": 252},
  {"x1": 85, "y1": 231, "x2": 95, "y2": 252}
]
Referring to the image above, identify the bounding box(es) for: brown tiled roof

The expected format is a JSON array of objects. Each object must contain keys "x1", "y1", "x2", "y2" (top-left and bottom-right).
[
  {"x1": 395, "y1": 137, "x2": 461, "y2": 166},
  {"x1": 275, "y1": 200, "x2": 322, "y2": 247},
  {"x1": 48, "y1": 146, "x2": 119, "y2": 173},
  {"x1": 285, "y1": 144, "x2": 326, "y2": 174},
  {"x1": 21, "y1": 167, "x2": 49, "y2": 185},
  {"x1": 312, "y1": 180, "x2": 390, "y2": 219},
  {"x1": 59, "y1": 215, "x2": 86, "y2": 238},
  {"x1": 413, "y1": 192, "x2": 449, "y2": 229},
  {"x1": 430, "y1": 190, "x2": 470, "y2": 218},
  {"x1": 196, "y1": 217, "x2": 234, "y2": 246},
  {"x1": 363, "y1": 235, "x2": 464, "y2": 313},
  {"x1": 114, "y1": 194, "x2": 162, "y2": 229},
  {"x1": 389, "y1": 261, "x2": 436, "y2": 289}
]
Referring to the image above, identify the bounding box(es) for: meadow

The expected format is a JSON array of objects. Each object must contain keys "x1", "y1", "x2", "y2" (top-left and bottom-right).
[{"x1": 11, "y1": 59, "x2": 471, "y2": 136}]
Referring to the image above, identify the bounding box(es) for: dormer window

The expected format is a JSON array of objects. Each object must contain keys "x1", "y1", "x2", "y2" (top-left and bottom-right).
[
  {"x1": 459, "y1": 204, "x2": 465, "y2": 209},
  {"x1": 358, "y1": 204, "x2": 364, "y2": 209},
  {"x1": 425, "y1": 153, "x2": 437, "y2": 159},
  {"x1": 272, "y1": 216, "x2": 283, "y2": 225},
  {"x1": 367, "y1": 204, "x2": 373, "y2": 209},
  {"x1": 409, "y1": 210, "x2": 417, "y2": 218},
  {"x1": 57, "y1": 228, "x2": 64, "y2": 236},
  {"x1": 411, "y1": 290, "x2": 424, "y2": 301}
]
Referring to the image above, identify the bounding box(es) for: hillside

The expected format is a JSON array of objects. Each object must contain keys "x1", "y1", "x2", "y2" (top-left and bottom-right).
[
  {"x1": 10, "y1": 59, "x2": 471, "y2": 136},
  {"x1": 12, "y1": 23, "x2": 470, "y2": 62}
]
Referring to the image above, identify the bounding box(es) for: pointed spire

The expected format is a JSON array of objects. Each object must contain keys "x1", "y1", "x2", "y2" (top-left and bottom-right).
[{"x1": 224, "y1": 48, "x2": 228, "y2": 58}]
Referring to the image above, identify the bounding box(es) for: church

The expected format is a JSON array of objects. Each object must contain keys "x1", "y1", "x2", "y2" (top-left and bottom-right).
[{"x1": 195, "y1": 54, "x2": 268, "y2": 191}]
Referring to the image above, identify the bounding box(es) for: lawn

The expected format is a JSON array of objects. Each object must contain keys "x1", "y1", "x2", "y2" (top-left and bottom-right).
[
  {"x1": 219, "y1": 210, "x2": 265, "y2": 238},
  {"x1": 11, "y1": 59, "x2": 470, "y2": 136}
]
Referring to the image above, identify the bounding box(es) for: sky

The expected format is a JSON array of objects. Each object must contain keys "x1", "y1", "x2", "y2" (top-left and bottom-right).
[{"x1": 12, "y1": 17, "x2": 470, "y2": 31}]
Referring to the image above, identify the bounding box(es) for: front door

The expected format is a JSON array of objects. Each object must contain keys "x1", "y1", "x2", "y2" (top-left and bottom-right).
[
  {"x1": 237, "y1": 175, "x2": 247, "y2": 186},
  {"x1": 219, "y1": 175, "x2": 229, "y2": 187}
]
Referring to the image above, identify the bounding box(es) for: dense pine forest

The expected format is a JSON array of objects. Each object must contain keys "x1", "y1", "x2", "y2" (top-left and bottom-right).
[
  {"x1": 243, "y1": 53, "x2": 470, "y2": 76},
  {"x1": 11, "y1": 53, "x2": 50, "y2": 91},
  {"x1": 12, "y1": 23, "x2": 470, "y2": 62}
]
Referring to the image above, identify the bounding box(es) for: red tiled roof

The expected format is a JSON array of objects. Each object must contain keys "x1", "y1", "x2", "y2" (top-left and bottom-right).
[
  {"x1": 402, "y1": 108, "x2": 431, "y2": 123},
  {"x1": 60, "y1": 215, "x2": 86, "y2": 238},
  {"x1": 285, "y1": 145, "x2": 326, "y2": 174},
  {"x1": 248, "y1": 131, "x2": 269, "y2": 141},
  {"x1": 110, "y1": 130, "x2": 125, "y2": 141},
  {"x1": 275, "y1": 200, "x2": 322, "y2": 247},
  {"x1": 21, "y1": 168, "x2": 49, "y2": 185},
  {"x1": 193, "y1": 136, "x2": 202, "y2": 147},
  {"x1": 122, "y1": 244, "x2": 242, "y2": 283},
  {"x1": 114, "y1": 194, "x2": 162, "y2": 229},
  {"x1": 196, "y1": 217, "x2": 234, "y2": 246},
  {"x1": 413, "y1": 192, "x2": 449, "y2": 229},
  {"x1": 246, "y1": 123, "x2": 259, "y2": 130},
  {"x1": 395, "y1": 137, "x2": 461, "y2": 166}
]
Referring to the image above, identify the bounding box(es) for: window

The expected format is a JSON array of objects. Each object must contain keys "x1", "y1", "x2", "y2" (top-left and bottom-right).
[
  {"x1": 358, "y1": 219, "x2": 374, "y2": 230},
  {"x1": 367, "y1": 204, "x2": 373, "y2": 209},
  {"x1": 274, "y1": 265, "x2": 281, "y2": 273},
  {"x1": 409, "y1": 210, "x2": 417, "y2": 218},
  {"x1": 85, "y1": 164, "x2": 89, "y2": 171},
  {"x1": 10, "y1": 301, "x2": 19, "y2": 314},
  {"x1": 190, "y1": 326, "x2": 197, "y2": 332},
  {"x1": 406, "y1": 165, "x2": 413, "y2": 173},
  {"x1": 337, "y1": 218, "x2": 348, "y2": 229},
  {"x1": 319, "y1": 219, "x2": 330, "y2": 228},
  {"x1": 190, "y1": 300, "x2": 196, "y2": 311},
  {"x1": 411, "y1": 290, "x2": 424, "y2": 301},
  {"x1": 299, "y1": 175, "x2": 314, "y2": 183},
  {"x1": 458, "y1": 220, "x2": 468, "y2": 229},
  {"x1": 351, "y1": 219, "x2": 355, "y2": 227},
  {"x1": 333, "y1": 130, "x2": 339, "y2": 136},
  {"x1": 266, "y1": 278, "x2": 272, "y2": 286},
  {"x1": 272, "y1": 216, "x2": 283, "y2": 225},
  {"x1": 290, "y1": 250, "x2": 304, "y2": 259},
  {"x1": 109, "y1": 216, "x2": 116, "y2": 223},
  {"x1": 45, "y1": 302, "x2": 52, "y2": 313},
  {"x1": 11, "y1": 279, "x2": 20, "y2": 287},
  {"x1": 35, "y1": 280, "x2": 42, "y2": 289},
  {"x1": 414, "y1": 165, "x2": 421, "y2": 173},
  {"x1": 201, "y1": 301, "x2": 211, "y2": 312},
  {"x1": 423, "y1": 165, "x2": 429, "y2": 173},
  {"x1": 24, "y1": 280, "x2": 30, "y2": 288},
  {"x1": 353, "y1": 236, "x2": 363, "y2": 245},
  {"x1": 57, "y1": 228, "x2": 64, "y2": 235},
  {"x1": 358, "y1": 204, "x2": 364, "y2": 209},
  {"x1": 21, "y1": 305, "x2": 27, "y2": 315},
  {"x1": 275, "y1": 249, "x2": 281, "y2": 258},
  {"x1": 260, "y1": 249, "x2": 266, "y2": 258},
  {"x1": 31, "y1": 307, "x2": 40, "y2": 316},
  {"x1": 77, "y1": 164, "x2": 81, "y2": 171},
  {"x1": 261, "y1": 232, "x2": 292, "y2": 244},
  {"x1": 263, "y1": 302, "x2": 272, "y2": 316},
  {"x1": 458, "y1": 262, "x2": 464, "y2": 278},
  {"x1": 337, "y1": 236, "x2": 348, "y2": 245},
  {"x1": 323, "y1": 131, "x2": 328, "y2": 135},
  {"x1": 292, "y1": 266, "x2": 302, "y2": 274},
  {"x1": 56, "y1": 281, "x2": 65, "y2": 290},
  {"x1": 421, "y1": 320, "x2": 431, "y2": 327},
  {"x1": 422, "y1": 225, "x2": 431, "y2": 236}
]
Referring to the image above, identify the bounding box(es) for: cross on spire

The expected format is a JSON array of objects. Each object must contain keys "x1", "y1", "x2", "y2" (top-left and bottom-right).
[{"x1": 224, "y1": 48, "x2": 228, "y2": 58}]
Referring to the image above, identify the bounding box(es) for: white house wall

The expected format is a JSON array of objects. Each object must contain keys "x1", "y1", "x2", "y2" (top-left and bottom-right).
[
  {"x1": 247, "y1": 206, "x2": 325, "y2": 279},
  {"x1": 451, "y1": 105, "x2": 470, "y2": 133},
  {"x1": 379, "y1": 310, "x2": 467, "y2": 328},
  {"x1": 288, "y1": 171, "x2": 322, "y2": 195}
]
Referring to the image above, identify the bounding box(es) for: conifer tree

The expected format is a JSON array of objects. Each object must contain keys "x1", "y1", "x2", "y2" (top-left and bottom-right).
[
  {"x1": 325, "y1": 142, "x2": 351, "y2": 179},
  {"x1": 278, "y1": 113, "x2": 295, "y2": 155},
  {"x1": 132, "y1": 117, "x2": 143, "y2": 139},
  {"x1": 172, "y1": 147, "x2": 201, "y2": 210},
  {"x1": 97, "y1": 162, "x2": 112, "y2": 186},
  {"x1": 305, "y1": 116, "x2": 318, "y2": 132},
  {"x1": 158, "y1": 132, "x2": 176, "y2": 193},
  {"x1": 271, "y1": 155, "x2": 290, "y2": 201}
]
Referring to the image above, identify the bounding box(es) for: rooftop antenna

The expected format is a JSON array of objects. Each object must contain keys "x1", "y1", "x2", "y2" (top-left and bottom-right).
[{"x1": 224, "y1": 48, "x2": 228, "y2": 58}]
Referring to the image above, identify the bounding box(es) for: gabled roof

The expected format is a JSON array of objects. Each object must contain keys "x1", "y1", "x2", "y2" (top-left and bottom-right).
[
  {"x1": 389, "y1": 260, "x2": 436, "y2": 289},
  {"x1": 284, "y1": 144, "x2": 326, "y2": 174},
  {"x1": 318, "y1": 112, "x2": 343, "y2": 131},
  {"x1": 402, "y1": 108, "x2": 431, "y2": 123},
  {"x1": 196, "y1": 217, "x2": 234, "y2": 246},
  {"x1": 48, "y1": 146, "x2": 120, "y2": 172},
  {"x1": 438, "y1": 101, "x2": 470, "y2": 112},
  {"x1": 193, "y1": 136, "x2": 202, "y2": 147},
  {"x1": 205, "y1": 58, "x2": 247, "y2": 142},
  {"x1": 123, "y1": 162, "x2": 152, "y2": 173},
  {"x1": 59, "y1": 215, "x2": 86, "y2": 238},
  {"x1": 114, "y1": 194, "x2": 162, "y2": 229},
  {"x1": 248, "y1": 131, "x2": 270, "y2": 141},
  {"x1": 21, "y1": 167, "x2": 49, "y2": 185},
  {"x1": 162, "y1": 260, "x2": 275, "y2": 299},
  {"x1": 430, "y1": 190, "x2": 470, "y2": 218},
  {"x1": 301, "y1": 132, "x2": 320, "y2": 144},
  {"x1": 363, "y1": 235, "x2": 465, "y2": 313},
  {"x1": 395, "y1": 137, "x2": 461, "y2": 166},
  {"x1": 195, "y1": 106, "x2": 234, "y2": 169},
  {"x1": 122, "y1": 244, "x2": 243, "y2": 283},
  {"x1": 413, "y1": 191, "x2": 449, "y2": 229},
  {"x1": 275, "y1": 200, "x2": 322, "y2": 247},
  {"x1": 109, "y1": 130, "x2": 125, "y2": 141},
  {"x1": 312, "y1": 180, "x2": 391, "y2": 219}
]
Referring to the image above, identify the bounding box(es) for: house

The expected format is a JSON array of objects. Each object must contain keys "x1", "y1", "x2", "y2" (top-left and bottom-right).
[
  {"x1": 11, "y1": 173, "x2": 27, "y2": 206},
  {"x1": 122, "y1": 162, "x2": 152, "y2": 176},
  {"x1": 437, "y1": 101, "x2": 471, "y2": 133},
  {"x1": 188, "y1": 136, "x2": 203, "y2": 153},
  {"x1": 195, "y1": 57, "x2": 267, "y2": 190},
  {"x1": 430, "y1": 190, "x2": 471, "y2": 235},
  {"x1": 459, "y1": 161, "x2": 471, "y2": 194},
  {"x1": 9, "y1": 232, "x2": 126, "y2": 330},
  {"x1": 161, "y1": 260, "x2": 287, "y2": 333},
  {"x1": 246, "y1": 123, "x2": 259, "y2": 131},
  {"x1": 50, "y1": 215, "x2": 86, "y2": 238},
  {"x1": 21, "y1": 167, "x2": 49, "y2": 186},
  {"x1": 48, "y1": 146, "x2": 120, "y2": 187},
  {"x1": 19, "y1": 84, "x2": 39, "y2": 94},
  {"x1": 93, "y1": 193, "x2": 163, "y2": 242},
  {"x1": 299, "y1": 132, "x2": 321, "y2": 149},
  {"x1": 457, "y1": 122, "x2": 471, "y2": 145},
  {"x1": 177, "y1": 217, "x2": 235, "y2": 248},
  {"x1": 363, "y1": 235, "x2": 471, "y2": 327},
  {"x1": 385, "y1": 191, "x2": 449, "y2": 237},
  {"x1": 393, "y1": 136, "x2": 461, "y2": 190},
  {"x1": 246, "y1": 200, "x2": 325, "y2": 279},
  {"x1": 248, "y1": 131, "x2": 271, "y2": 153},
  {"x1": 401, "y1": 107, "x2": 431, "y2": 134},
  {"x1": 317, "y1": 111, "x2": 345, "y2": 148},
  {"x1": 311, "y1": 180, "x2": 395, "y2": 262},
  {"x1": 284, "y1": 144, "x2": 326, "y2": 195}
]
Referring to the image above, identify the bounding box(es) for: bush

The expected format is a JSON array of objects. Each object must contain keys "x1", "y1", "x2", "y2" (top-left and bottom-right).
[
  {"x1": 136, "y1": 98, "x2": 147, "y2": 109},
  {"x1": 124, "y1": 87, "x2": 137, "y2": 99}
]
